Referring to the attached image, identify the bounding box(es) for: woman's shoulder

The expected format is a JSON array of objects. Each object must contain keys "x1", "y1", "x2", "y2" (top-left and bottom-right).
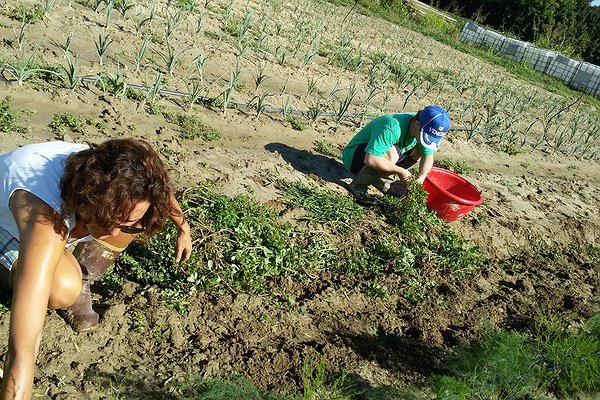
[{"x1": 1, "y1": 141, "x2": 88, "y2": 166}]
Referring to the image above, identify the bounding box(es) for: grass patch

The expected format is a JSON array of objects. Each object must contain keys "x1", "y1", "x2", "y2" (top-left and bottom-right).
[
  {"x1": 178, "y1": 376, "x2": 278, "y2": 400},
  {"x1": 434, "y1": 323, "x2": 542, "y2": 399},
  {"x1": 433, "y1": 313, "x2": 600, "y2": 398},
  {"x1": 177, "y1": 354, "x2": 354, "y2": 400},
  {"x1": 0, "y1": 96, "x2": 28, "y2": 133},
  {"x1": 163, "y1": 111, "x2": 221, "y2": 141},
  {"x1": 48, "y1": 112, "x2": 84, "y2": 135}
]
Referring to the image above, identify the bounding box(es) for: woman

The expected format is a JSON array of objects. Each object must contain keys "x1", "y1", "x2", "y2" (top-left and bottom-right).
[{"x1": 0, "y1": 138, "x2": 192, "y2": 399}]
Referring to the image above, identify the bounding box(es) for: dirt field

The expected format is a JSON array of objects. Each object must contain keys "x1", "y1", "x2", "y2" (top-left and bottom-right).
[{"x1": 0, "y1": 0, "x2": 599, "y2": 398}]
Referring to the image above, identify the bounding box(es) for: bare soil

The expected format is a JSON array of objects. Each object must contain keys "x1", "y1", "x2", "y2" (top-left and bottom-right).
[{"x1": 0, "y1": 0, "x2": 599, "y2": 398}]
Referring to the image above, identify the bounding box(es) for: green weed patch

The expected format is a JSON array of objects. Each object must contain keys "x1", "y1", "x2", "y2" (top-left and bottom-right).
[
  {"x1": 163, "y1": 111, "x2": 221, "y2": 141},
  {"x1": 111, "y1": 181, "x2": 484, "y2": 307},
  {"x1": 286, "y1": 116, "x2": 307, "y2": 131},
  {"x1": 49, "y1": 112, "x2": 84, "y2": 135},
  {"x1": 7, "y1": 3, "x2": 45, "y2": 24},
  {"x1": 111, "y1": 183, "x2": 337, "y2": 306},
  {"x1": 434, "y1": 158, "x2": 474, "y2": 175},
  {"x1": 0, "y1": 96, "x2": 28, "y2": 133},
  {"x1": 313, "y1": 140, "x2": 342, "y2": 158}
]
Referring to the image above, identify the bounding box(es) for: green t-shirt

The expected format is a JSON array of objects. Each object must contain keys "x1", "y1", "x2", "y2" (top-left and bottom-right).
[{"x1": 341, "y1": 113, "x2": 433, "y2": 171}]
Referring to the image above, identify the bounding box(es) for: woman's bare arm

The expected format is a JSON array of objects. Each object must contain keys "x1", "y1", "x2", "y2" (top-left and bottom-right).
[{"x1": 0, "y1": 191, "x2": 67, "y2": 400}]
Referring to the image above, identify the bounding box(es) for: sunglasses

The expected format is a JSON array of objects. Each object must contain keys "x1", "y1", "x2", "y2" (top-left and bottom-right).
[
  {"x1": 118, "y1": 215, "x2": 147, "y2": 235},
  {"x1": 119, "y1": 224, "x2": 146, "y2": 234}
]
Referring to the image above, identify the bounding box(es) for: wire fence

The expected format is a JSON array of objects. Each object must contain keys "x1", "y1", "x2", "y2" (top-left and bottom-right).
[{"x1": 459, "y1": 21, "x2": 600, "y2": 98}]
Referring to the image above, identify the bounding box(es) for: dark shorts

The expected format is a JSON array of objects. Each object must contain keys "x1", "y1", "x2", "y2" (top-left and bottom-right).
[{"x1": 349, "y1": 143, "x2": 418, "y2": 174}]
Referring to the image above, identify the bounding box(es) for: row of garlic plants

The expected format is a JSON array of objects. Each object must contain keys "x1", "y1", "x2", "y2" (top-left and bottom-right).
[{"x1": 1, "y1": 0, "x2": 599, "y2": 157}]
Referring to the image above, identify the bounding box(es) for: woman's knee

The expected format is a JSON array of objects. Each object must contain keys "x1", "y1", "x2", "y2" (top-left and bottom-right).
[
  {"x1": 48, "y1": 276, "x2": 82, "y2": 309},
  {"x1": 48, "y1": 252, "x2": 83, "y2": 309}
]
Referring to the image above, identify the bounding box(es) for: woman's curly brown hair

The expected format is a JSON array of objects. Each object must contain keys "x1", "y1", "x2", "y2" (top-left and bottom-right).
[{"x1": 61, "y1": 138, "x2": 176, "y2": 235}]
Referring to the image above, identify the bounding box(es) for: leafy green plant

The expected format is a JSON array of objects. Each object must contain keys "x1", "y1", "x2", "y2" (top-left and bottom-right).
[
  {"x1": 60, "y1": 52, "x2": 80, "y2": 90},
  {"x1": 0, "y1": 96, "x2": 28, "y2": 134},
  {"x1": 114, "y1": 0, "x2": 134, "y2": 16},
  {"x1": 162, "y1": 112, "x2": 221, "y2": 141},
  {"x1": 1, "y1": 53, "x2": 60, "y2": 85},
  {"x1": 133, "y1": 35, "x2": 150, "y2": 71},
  {"x1": 93, "y1": 28, "x2": 113, "y2": 67},
  {"x1": 365, "y1": 282, "x2": 388, "y2": 299},
  {"x1": 334, "y1": 83, "x2": 359, "y2": 125},
  {"x1": 49, "y1": 112, "x2": 84, "y2": 135},
  {"x1": 16, "y1": 18, "x2": 29, "y2": 52},
  {"x1": 158, "y1": 44, "x2": 188, "y2": 76}
]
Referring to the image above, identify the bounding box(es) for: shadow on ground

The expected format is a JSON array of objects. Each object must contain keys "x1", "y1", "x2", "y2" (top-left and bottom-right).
[
  {"x1": 83, "y1": 371, "x2": 181, "y2": 400},
  {"x1": 265, "y1": 143, "x2": 352, "y2": 191},
  {"x1": 335, "y1": 327, "x2": 444, "y2": 379}
]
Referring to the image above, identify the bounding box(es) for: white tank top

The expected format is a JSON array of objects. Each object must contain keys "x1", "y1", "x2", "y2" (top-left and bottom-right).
[{"x1": 0, "y1": 141, "x2": 89, "y2": 241}]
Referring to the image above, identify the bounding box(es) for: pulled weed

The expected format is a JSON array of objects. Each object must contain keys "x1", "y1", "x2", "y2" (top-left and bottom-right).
[
  {"x1": 276, "y1": 180, "x2": 363, "y2": 234},
  {"x1": 376, "y1": 181, "x2": 483, "y2": 275},
  {"x1": 313, "y1": 140, "x2": 342, "y2": 158}
]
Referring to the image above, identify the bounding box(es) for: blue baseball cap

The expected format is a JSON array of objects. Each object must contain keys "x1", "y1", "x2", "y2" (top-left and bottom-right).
[{"x1": 418, "y1": 105, "x2": 451, "y2": 151}]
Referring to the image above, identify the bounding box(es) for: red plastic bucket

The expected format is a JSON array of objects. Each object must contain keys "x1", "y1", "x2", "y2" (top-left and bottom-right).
[{"x1": 423, "y1": 167, "x2": 483, "y2": 222}]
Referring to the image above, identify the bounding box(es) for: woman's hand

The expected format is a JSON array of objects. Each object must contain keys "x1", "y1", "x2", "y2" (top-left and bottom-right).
[
  {"x1": 174, "y1": 220, "x2": 192, "y2": 263},
  {"x1": 167, "y1": 193, "x2": 192, "y2": 263}
]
